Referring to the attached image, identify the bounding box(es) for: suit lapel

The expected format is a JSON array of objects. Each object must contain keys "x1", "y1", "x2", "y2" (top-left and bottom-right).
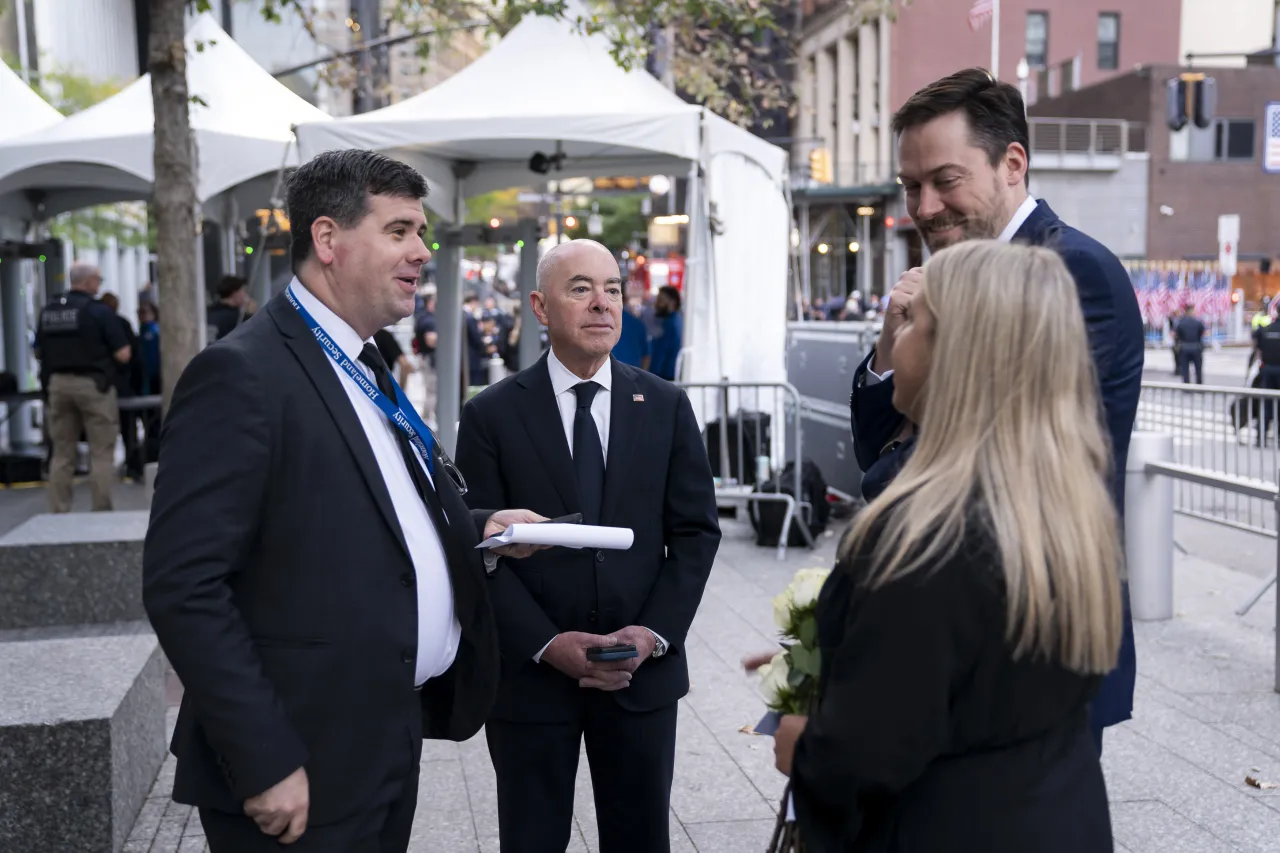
[
  {"x1": 268, "y1": 295, "x2": 412, "y2": 561},
  {"x1": 515, "y1": 355, "x2": 580, "y2": 514},
  {"x1": 601, "y1": 360, "x2": 641, "y2": 524}
]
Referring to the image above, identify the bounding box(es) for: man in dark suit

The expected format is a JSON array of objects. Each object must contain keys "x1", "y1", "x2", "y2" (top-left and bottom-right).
[
  {"x1": 143, "y1": 149, "x2": 545, "y2": 852},
  {"x1": 850, "y1": 68, "x2": 1144, "y2": 754},
  {"x1": 455, "y1": 239, "x2": 721, "y2": 853}
]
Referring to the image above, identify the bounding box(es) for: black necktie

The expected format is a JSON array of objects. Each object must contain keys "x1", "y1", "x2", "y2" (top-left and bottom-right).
[
  {"x1": 359, "y1": 344, "x2": 447, "y2": 523},
  {"x1": 573, "y1": 381, "x2": 605, "y2": 526}
]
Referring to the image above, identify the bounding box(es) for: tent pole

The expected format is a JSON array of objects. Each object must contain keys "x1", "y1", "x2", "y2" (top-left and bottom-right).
[
  {"x1": 516, "y1": 218, "x2": 542, "y2": 369},
  {"x1": 433, "y1": 177, "x2": 466, "y2": 454}
]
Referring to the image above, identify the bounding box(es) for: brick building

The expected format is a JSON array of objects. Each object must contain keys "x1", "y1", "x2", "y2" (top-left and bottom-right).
[
  {"x1": 1030, "y1": 63, "x2": 1280, "y2": 263},
  {"x1": 792, "y1": 0, "x2": 1190, "y2": 302}
]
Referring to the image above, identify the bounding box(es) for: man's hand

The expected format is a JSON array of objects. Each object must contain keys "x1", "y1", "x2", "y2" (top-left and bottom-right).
[
  {"x1": 483, "y1": 509, "x2": 551, "y2": 559},
  {"x1": 243, "y1": 766, "x2": 309, "y2": 843},
  {"x1": 872, "y1": 267, "x2": 924, "y2": 375},
  {"x1": 573, "y1": 626, "x2": 659, "y2": 688},
  {"x1": 541, "y1": 631, "x2": 631, "y2": 691},
  {"x1": 773, "y1": 715, "x2": 808, "y2": 778}
]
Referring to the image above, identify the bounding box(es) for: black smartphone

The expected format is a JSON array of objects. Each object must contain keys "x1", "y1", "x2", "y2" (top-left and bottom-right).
[
  {"x1": 542, "y1": 513, "x2": 583, "y2": 525},
  {"x1": 586, "y1": 644, "x2": 638, "y2": 662}
]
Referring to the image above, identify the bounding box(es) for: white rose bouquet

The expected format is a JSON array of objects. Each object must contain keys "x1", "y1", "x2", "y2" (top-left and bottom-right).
[{"x1": 757, "y1": 567, "x2": 829, "y2": 717}]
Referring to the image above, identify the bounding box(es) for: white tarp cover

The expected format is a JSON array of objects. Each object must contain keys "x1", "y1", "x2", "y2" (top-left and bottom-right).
[
  {"x1": 294, "y1": 8, "x2": 789, "y2": 384},
  {"x1": 0, "y1": 13, "x2": 330, "y2": 218}
]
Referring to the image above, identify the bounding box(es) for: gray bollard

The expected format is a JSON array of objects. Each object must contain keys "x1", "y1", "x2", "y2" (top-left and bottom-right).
[{"x1": 1124, "y1": 432, "x2": 1175, "y2": 621}]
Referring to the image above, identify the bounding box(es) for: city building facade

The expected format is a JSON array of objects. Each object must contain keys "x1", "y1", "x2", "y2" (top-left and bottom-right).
[{"x1": 1030, "y1": 63, "x2": 1280, "y2": 265}]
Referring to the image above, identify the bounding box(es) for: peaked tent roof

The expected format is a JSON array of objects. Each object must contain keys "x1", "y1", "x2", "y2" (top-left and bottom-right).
[
  {"x1": 0, "y1": 63, "x2": 62, "y2": 141},
  {"x1": 294, "y1": 9, "x2": 786, "y2": 218},
  {"x1": 0, "y1": 13, "x2": 331, "y2": 219}
]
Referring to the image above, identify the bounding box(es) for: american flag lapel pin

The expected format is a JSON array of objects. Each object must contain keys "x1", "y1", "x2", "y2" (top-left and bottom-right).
[{"x1": 633, "y1": 394, "x2": 645, "y2": 402}]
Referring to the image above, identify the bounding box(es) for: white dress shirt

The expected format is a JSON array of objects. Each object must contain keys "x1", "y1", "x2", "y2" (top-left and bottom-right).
[
  {"x1": 868, "y1": 195, "x2": 1039, "y2": 384},
  {"x1": 547, "y1": 346, "x2": 612, "y2": 463},
  {"x1": 291, "y1": 281, "x2": 460, "y2": 686},
  {"x1": 532, "y1": 348, "x2": 666, "y2": 662}
]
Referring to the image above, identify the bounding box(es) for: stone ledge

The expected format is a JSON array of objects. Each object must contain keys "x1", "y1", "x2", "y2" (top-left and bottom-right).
[
  {"x1": 0, "y1": 633, "x2": 167, "y2": 853},
  {"x1": 0, "y1": 511, "x2": 149, "y2": 630}
]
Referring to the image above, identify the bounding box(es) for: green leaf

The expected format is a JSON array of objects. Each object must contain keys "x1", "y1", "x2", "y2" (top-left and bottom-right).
[{"x1": 797, "y1": 615, "x2": 817, "y2": 650}]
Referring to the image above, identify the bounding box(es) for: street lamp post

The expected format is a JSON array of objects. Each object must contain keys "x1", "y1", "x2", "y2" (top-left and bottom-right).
[{"x1": 1016, "y1": 57, "x2": 1030, "y2": 110}]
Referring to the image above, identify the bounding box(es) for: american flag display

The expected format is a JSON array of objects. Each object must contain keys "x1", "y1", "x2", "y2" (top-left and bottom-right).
[
  {"x1": 968, "y1": 0, "x2": 994, "y2": 31},
  {"x1": 1128, "y1": 261, "x2": 1234, "y2": 342},
  {"x1": 1264, "y1": 102, "x2": 1280, "y2": 175}
]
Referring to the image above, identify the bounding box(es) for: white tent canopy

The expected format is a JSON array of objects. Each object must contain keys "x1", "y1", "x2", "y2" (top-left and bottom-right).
[
  {"x1": 0, "y1": 13, "x2": 331, "y2": 220},
  {"x1": 0, "y1": 63, "x2": 61, "y2": 141},
  {"x1": 294, "y1": 9, "x2": 790, "y2": 385}
]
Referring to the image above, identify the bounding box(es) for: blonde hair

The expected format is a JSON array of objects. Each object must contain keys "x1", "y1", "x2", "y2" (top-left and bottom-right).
[{"x1": 842, "y1": 240, "x2": 1122, "y2": 674}]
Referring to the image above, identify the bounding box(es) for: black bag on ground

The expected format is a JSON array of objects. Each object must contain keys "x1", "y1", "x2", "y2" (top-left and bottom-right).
[
  {"x1": 750, "y1": 459, "x2": 829, "y2": 547},
  {"x1": 705, "y1": 411, "x2": 771, "y2": 485}
]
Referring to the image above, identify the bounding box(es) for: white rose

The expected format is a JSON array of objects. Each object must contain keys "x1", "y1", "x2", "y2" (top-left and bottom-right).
[
  {"x1": 771, "y1": 587, "x2": 795, "y2": 632},
  {"x1": 757, "y1": 651, "x2": 790, "y2": 707},
  {"x1": 789, "y1": 568, "x2": 831, "y2": 612}
]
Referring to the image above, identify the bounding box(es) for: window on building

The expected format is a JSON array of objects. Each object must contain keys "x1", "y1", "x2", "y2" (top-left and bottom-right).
[
  {"x1": 1217, "y1": 119, "x2": 1256, "y2": 160},
  {"x1": 1171, "y1": 119, "x2": 1257, "y2": 162},
  {"x1": 1026, "y1": 12, "x2": 1048, "y2": 68},
  {"x1": 1098, "y1": 13, "x2": 1120, "y2": 70}
]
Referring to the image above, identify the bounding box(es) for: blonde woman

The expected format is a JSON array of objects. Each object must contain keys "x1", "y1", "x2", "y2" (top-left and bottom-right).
[{"x1": 772, "y1": 241, "x2": 1121, "y2": 852}]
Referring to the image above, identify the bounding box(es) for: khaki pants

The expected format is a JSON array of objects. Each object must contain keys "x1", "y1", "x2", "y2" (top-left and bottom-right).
[{"x1": 48, "y1": 373, "x2": 118, "y2": 513}]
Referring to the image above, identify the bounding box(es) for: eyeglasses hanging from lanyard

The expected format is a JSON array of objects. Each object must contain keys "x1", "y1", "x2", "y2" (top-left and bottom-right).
[{"x1": 286, "y1": 286, "x2": 468, "y2": 496}]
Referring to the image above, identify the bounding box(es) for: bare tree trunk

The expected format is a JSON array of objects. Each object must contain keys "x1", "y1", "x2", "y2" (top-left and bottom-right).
[{"x1": 149, "y1": 0, "x2": 199, "y2": 415}]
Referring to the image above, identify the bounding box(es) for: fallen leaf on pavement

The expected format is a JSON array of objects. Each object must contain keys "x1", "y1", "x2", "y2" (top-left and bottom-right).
[{"x1": 739, "y1": 724, "x2": 764, "y2": 736}]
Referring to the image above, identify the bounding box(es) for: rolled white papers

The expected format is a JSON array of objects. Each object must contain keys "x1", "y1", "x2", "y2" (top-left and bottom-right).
[{"x1": 476, "y1": 523, "x2": 634, "y2": 551}]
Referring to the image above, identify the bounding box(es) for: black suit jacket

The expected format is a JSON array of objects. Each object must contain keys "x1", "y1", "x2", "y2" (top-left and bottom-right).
[
  {"x1": 142, "y1": 291, "x2": 500, "y2": 824},
  {"x1": 849, "y1": 200, "x2": 1143, "y2": 728},
  {"x1": 455, "y1": 354, "x2": 720, "y2": 722},
  {"x1": 792, "y1": 519, "x2": 1111, "y2": 853}
]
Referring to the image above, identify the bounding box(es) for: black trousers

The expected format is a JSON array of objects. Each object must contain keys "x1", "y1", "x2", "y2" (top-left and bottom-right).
[
  {"x1": 487, "y1": 693, "x2": 678, "y2": 853},
  {"x1": 199, "y1": 741, "x2": 420, "y2": 853},
  {"x1": 1177, "y1": 346, "x2": 1203, "y2": 384}
]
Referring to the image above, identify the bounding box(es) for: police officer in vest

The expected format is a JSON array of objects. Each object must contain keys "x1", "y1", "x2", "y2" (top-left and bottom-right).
[
  {"x1": 34, "y1": 263, "x2": 132, "y2": 512},
  {"x1": 1253, "y1": 319, "x2": 1280, "y2": 447}
]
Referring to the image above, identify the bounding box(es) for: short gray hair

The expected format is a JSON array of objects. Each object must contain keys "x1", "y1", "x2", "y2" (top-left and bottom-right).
[
  {"x1": 68, "y1": 263, "x2": 99, "y2": 288},
  {"x1": 535, "y1": 239, "x2": 613, "y2": 292}
]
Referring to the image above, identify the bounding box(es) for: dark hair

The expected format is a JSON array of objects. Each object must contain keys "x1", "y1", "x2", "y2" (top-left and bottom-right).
[
  {"x1": 285, "y1": 149, "x2": 428, "y2": 271},
  {"x1": 658, "y1": 285, "x2": 682, "y2": 311},
  {"x1": 892, "y1": 68, "x2": 1030, "y2": 183},
  {"x1": 217, "y1": 275, "x2": 248, "y2": 300}
]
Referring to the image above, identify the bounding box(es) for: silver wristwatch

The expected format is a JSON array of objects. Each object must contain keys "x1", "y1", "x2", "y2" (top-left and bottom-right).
[{"x1": 648, "y1": 629, "x2": 667, "y2": 658}]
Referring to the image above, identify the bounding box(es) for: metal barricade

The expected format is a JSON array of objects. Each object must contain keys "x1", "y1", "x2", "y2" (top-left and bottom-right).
[
  {"x1": 677, "y1": 381, "x2": 814, "y2": 560},
  {"x1": 1136, "y1": 381, "x2": 1280, "y2": 535},
  {"x1": 1128, "y1": 431, "x2": 1280, "y2": 690}
]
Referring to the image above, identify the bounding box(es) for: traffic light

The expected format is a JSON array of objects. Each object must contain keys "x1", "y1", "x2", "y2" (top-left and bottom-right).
[
  {"x1": 808, "y1": 148, "x2": 833, "y2": 184},
  {"x1": 1166, "y1": 73, "x2": 1216, "y2": 131}
]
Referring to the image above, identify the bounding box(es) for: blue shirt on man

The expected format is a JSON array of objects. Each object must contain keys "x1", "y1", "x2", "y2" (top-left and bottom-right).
[{"x1": 613, "y1": 310, "x2": 651, "y2": 368}]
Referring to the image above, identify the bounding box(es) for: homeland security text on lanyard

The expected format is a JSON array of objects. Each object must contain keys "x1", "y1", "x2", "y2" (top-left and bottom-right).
[{"x1": 285, "y1": 285, "x2": 436, "y2": 475}]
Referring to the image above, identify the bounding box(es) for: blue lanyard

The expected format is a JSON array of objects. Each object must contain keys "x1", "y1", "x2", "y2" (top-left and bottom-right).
[{"x1": 286, "y1": 286, "x2": 435, "y2": 475}]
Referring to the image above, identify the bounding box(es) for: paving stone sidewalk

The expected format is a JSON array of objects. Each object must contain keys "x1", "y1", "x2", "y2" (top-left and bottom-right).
[{"x1": 115, "y1": 515, "x2": 1280, "y2": 853}]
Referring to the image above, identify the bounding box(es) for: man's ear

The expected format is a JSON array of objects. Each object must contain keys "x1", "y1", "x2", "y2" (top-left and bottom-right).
[
  {"x1": 530, "y1": 290, "x2": 550, "y2": 327},
  {"x1": 311, "y1": 216, "x2": 339, "y2": 265},
  {"x1": 1004, "y1": 142, "x2": 1028, "y2": 187}
]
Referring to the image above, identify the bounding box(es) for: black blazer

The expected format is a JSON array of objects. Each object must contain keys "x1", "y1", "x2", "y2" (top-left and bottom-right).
[
  {"x1": 454, "y1": 354, "x2": 721, "y2": 721},
  {"x1": 791, "y1": 519, "x2": 1112, "y2": 853},
  {"x1": 142, "y1": 292, "x2": 500, "y2": 824},
  {"x1": 850, "y1": 200, "x2": 1143, "y2": 728}
]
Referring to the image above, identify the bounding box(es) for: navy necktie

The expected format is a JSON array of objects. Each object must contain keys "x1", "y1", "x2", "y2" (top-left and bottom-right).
[
  {"x1": 572, "y1": 381, "x2": 605, "y2": 526},
  {"x1": 359, "y1": 344, "x2": 445, "y2": 520}
]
